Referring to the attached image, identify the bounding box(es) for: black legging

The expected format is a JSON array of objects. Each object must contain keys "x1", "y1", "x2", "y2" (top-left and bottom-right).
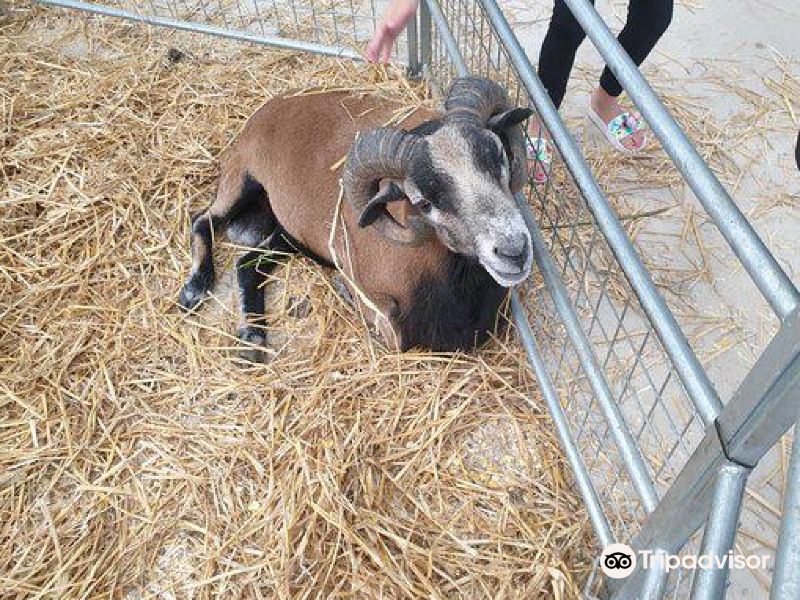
[
  {"x1": 795, "y1": 130, "x2": 799, "y2": 171},
  {"x1": 538, "y1": 0, "x2": 674, "y2": 109}
]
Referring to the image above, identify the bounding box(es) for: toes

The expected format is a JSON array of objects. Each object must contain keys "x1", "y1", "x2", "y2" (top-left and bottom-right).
[
  {"x1": 236, "y1": 326, "x2": 270, "y2": 364},
  {"x1": 532, "y1": 162, "x2": 549, "y2": 183},
  {"x1": 286, "y1": 296, "x2": 311, "y2": 319},
  {"x1": 622, "y1": 132, "x2": 645, "y2": 152}
]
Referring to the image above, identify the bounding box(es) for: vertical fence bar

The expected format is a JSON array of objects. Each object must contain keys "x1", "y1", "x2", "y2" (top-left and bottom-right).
[
  {"x1": 406, "y1": 10, "x2": 420, "y2": 76},
  {"x1": 419, "y1": 0, "x2": 432, "y2": 72},
  {"x1": 560, "y1": 0, "x2": 800, "y2": 321},
  {"x1": 770, "y1": 415, "x2": 800, "y2": 599},
  {"x1": 640, "y1": 550, "x2": 669, "y2": 600},
  {"x1": 422, "y1": 0, "x2": 467, "y2": 76},
  {"x1": 689, "y1": 463, "x2": 749, "y2": 599},
  {"x1": 522, "y1": 197, "x2": 659, "y2": 512},
  {"x1": 615, "y1": 307, "x2": 800, "y2": 598}
]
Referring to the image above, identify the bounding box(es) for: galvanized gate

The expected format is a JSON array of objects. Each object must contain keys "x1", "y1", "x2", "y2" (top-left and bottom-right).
[{"x1": 36, "y1": 0, "x2": 800, "y2": 597}]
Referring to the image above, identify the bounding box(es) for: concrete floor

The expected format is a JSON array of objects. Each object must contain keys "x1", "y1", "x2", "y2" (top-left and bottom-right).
[{"x1": 504, "y1": 0, "x2": 798, "y2": 597}]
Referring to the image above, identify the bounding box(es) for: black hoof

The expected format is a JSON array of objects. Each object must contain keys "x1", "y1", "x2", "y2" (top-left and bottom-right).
[
  {"x1": 287, "y1": 296, "x2": 311, "y2": 319},
  {"x1": 178, "y1": 280, "x2": 209, "y2": 312},
  {"x1": 331, "y1": 274, "x2": 354, "y2": 307},
  {"x1": 237, "y1": 326, "x2": 270, "y2": 364}
]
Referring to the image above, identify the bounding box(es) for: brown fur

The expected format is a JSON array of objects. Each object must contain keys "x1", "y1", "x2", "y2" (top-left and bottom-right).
[{"x1": 206, "y1": 91, "x2": 451, "y2": 349}]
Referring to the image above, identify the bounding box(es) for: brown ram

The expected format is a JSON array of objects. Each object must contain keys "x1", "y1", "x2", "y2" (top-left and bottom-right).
[{"x1": 179, "y1": 77, "x2": 534, "y2": 361}]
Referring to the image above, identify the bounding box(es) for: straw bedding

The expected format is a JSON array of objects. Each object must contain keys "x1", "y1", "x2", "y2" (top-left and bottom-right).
[{"x1": 0, "y1": 4, "x2": 594, "y2": 598}]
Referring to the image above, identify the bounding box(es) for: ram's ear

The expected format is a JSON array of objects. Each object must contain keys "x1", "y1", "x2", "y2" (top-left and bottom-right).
[
  {"x1": 486, "y1": 108, "x2": 533, "y2": 194},
  {"x1": 358, "y1": 181, "x2": 407, "y2": 228},
  {"x1": 487, "y1": 107, "x2": 534, "y2": 132}
]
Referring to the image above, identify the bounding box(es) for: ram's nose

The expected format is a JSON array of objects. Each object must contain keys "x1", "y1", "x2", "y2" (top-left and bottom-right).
[{"x1": 493, "y1": 235, "x2": 529, "y2": 271}]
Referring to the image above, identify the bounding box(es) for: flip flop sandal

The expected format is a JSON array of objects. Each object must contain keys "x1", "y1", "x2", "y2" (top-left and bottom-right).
[
  {"x1": 587, "y1": 108, "x2": 647, "y2": 154},
  {"x1": 527, "y1": 137, "x2": 553, "y2": 184}
]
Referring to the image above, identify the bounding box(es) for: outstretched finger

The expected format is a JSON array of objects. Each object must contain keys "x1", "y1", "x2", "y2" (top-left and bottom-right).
[
  {"x1": 365, "y1": 36, "x2": 381, "y2": 62},
  {"x1": 380, "y1": 42, "x2": 393, "y2": 63}
]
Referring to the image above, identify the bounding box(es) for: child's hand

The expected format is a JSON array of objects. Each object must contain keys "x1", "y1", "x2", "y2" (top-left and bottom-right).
[{"x1": 365, "y1": 0, "x2": 420, "y2": 63}]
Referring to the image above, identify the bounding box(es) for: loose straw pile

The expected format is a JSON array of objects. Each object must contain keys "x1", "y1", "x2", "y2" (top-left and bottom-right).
[{"x1": 0, "y1": 4, "x2": 594, "y2": 598}]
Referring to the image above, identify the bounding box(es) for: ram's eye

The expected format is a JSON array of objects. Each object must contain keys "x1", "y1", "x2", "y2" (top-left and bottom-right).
[{"x1": 418, "y1": 199, "x2": 433, "y2": 214}]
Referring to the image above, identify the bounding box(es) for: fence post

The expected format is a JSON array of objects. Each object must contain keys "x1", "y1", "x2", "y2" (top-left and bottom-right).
[
  {"x1": 406, "y1": 9, "x2": 420, "y2": 77},
  {"x1": 689, "y1": 463, "x2": 749, "y2": 599},
  {"x1": 640, "y1": 550, "x2": 669, "y2": 600},
  {"x1": 770, "y1": 407, "x2": 800, "y2": 599},
  {"x1": 612, "y1": 306, "x2": 800, "y2": 597},
  {"x1": 419, "y1": 0, "x2": 432, "y2": 73}
]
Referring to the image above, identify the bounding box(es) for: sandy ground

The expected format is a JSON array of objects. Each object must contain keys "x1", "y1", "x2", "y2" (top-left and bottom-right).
[{"x1": 505, "y1": 0, "x2": 799, "y2": 597}]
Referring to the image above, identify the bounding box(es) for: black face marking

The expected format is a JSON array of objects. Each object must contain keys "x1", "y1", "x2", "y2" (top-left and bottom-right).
[
  {"x1": 410, "y1": 148, "x2": 457, "y2": 213},
  {"x1": 462, "y1": 126, "x2": 504, "y2": 181}
]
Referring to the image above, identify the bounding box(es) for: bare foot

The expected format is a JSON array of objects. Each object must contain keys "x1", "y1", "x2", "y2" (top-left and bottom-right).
[{"x1": 590, "y1": 87, "x2": 646, "y2": 152}]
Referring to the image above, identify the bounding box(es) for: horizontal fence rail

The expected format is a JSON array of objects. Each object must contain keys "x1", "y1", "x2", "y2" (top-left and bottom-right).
[
  {"x1": 38, "y1": 0, "x2": 366, "y2": 59},
  {"x1": 35, "y1": 0, "x2": 800, "y2": 597}
]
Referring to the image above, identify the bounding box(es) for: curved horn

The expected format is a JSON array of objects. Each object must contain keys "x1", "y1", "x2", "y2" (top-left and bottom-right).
[
  {"x1": 444, "y1": 76, "x2": 511, "y2": 125},
  {"x1": 444, "y1": 77, "x2": 529, "y2": 193},
  {"x1": 343, "y1": 128, "x2": 432, "y2": 245}
]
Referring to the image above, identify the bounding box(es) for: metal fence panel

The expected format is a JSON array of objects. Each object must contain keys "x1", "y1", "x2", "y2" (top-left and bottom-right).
[{"x1": 39, "y1": 0, "x2": 403, "y2": 61}]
